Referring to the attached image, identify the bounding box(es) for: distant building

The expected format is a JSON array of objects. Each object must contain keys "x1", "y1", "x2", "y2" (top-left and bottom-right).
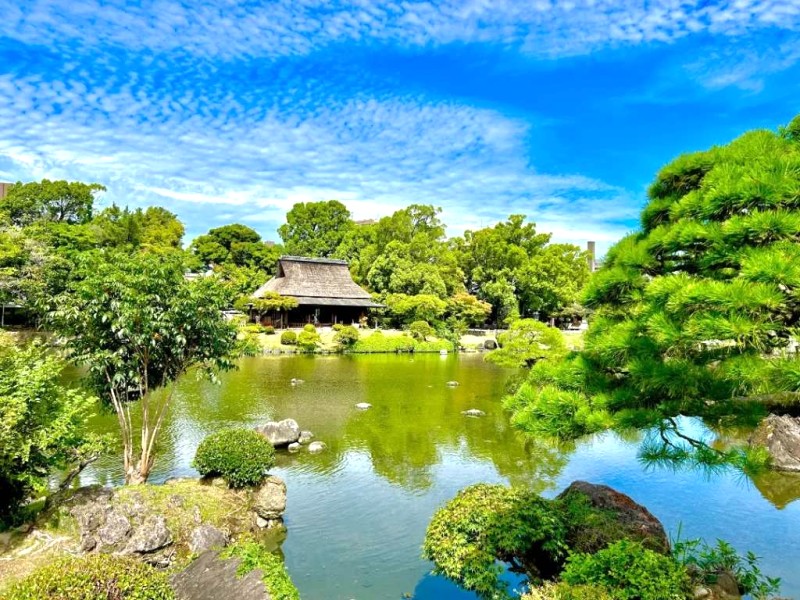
[
  {"x1": 0, "y1": 182, "x2": 12, "y2": 199},
  {"x1": 587, "y1": 241, "x2": 598, "y2": 272},
  {"x1": 253, "y1": 256, "x2": 382, "y2": 327}
]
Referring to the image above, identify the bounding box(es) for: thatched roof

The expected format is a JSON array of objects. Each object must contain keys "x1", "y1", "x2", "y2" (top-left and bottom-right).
[{"x1": 253, "y1": 256, "x2": 381, "y2": 307}]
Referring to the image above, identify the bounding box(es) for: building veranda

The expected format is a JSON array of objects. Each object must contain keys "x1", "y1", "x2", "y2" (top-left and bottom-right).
[{"x1": 252, "y1": 256, "x2": 382, "y2": 328}]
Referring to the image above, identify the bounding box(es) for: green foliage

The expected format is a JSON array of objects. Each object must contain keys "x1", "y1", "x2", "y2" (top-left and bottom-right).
[
  {"x1": 0, "y1": 335, "x2": 110, "y2": 526},
  {"x1": 503, "y1": 113, "x2": 800, "y2": 472},
  {"x1": 385, "y1": 293, "x2": 448, "y2": 325},
  {"x1": 423, "y1": 484, "x2": 568, "y2": 599},
  {"x1": 487, "y1": 319, "x2": 567, "y2": 368},
  {"x1": 673, "y1": 538, "x2": 781, "y2": 599},
  {"x1": 297, "y1": 329, "x2": 321, "y2": 351},
  {"x1": 281, "y1": 330, "x2": 297, "y2": 345},
  {"x1": 222, "y1": 539, "x2": 300, "y2": 600},
  {"x1": 6, "y1": 553, "x2": 174, "y2": 600},
  {"x1": 0, "y1": 179, "x2": 105, "y2": 226},
  {"x1": 193, "y1": 428, "x2": 276, "y2": 488},
  {"x1": 279, "y1": 200, "x2": 353, "y2": 258},
  {"x1": 303, "y1": 323, "x2": 317, "y2": 333},
  {"x1": 234, "y1": 293, "x2": 299, "y2": 316},
  {"x1": 447, "y1": 292, "x2": 492, "y2": 327},
  {"x1": 332, "y1": 323, "x2": 344, "y2": 331},
  {"x1": 561, "y1": 540, "x2": 690, "y2": 600},
  {"x1": 49, "y1": 251, "x2": 238, "y2": 484},
  {"x1": 265, "y1": 325, "x2": 275, "y2": 335},
  {"x1": 524, "y1": 581, "x2": 613, "y2": 600},
  {"x1": 333, "y1": 324, "x2": 359, "y2": 347},
  {"x1": 190, "y1": 224, "x2": 282, "y2": 275},
  {"x1": 408, "y1": 320, "x2": 435, "y2": 341},
  {"x1": 350, "y1": 331, "x2": 449, "y2": 353}
]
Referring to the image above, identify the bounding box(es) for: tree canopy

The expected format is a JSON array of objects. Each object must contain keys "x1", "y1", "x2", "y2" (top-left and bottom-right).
[
  {"x1": 505, "y1": 113, "x2": 800, "y2": 471},
  {"x1": 0, "y1": 179, "x2": 105, "y2": 226},
  {"x1": 279, "y1": 200, "x2": 353, "y2": 257}
]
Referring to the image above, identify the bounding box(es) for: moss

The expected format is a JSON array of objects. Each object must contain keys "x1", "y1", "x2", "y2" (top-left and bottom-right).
[
  {"x1": 5, "y1": 553, "x2": 174, "y2": 600},
  {"x1": 523, "y1": 581, "x2": 613, "y2": 600},
  {"x1": 113, "y1": 480, "x2": 254, "y2": 557},
  {"x1": 222, "y1": 539, "x2": 300, "y2": 600}
]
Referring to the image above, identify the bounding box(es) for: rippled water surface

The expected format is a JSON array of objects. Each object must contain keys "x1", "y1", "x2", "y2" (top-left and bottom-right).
[{"x1": 79, "y1": 354, "x2": 800, "y2": 599}]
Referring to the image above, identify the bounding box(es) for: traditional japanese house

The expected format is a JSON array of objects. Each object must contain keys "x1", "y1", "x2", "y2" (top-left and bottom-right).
[{"x1": 252, "y1": 256, "x2": 381, "y2": 327}]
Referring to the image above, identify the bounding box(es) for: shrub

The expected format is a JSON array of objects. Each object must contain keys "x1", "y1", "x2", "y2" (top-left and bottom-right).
[
  {"x1": 423, "y1": 484, "x2": 567, "y2": 598},
  {"x1": 487, "y1": 319, "x2": 567, "y2": 368},
  {"x1": 193, "y1": 428, "x2": 276, "y2": 488},
  {"x1": 6, "y1": 553, "x2": 174, "y2": 600},
  {"x1": 243, "y1": 323, "x2": 266, "y2": 334},
  {"x1": 332, "y1": 323, "x2": 344, "y2": 331},
  {"x1": 524, "y1": 581, "x2": 613, "y2": 600},
  {"x1": 334, "y1": 325, "x2": 359, "y2": 348},
  {"x1": 409, "y1": 320, "x2": 435, "y2": 341},
  {"x1": 297, "y1": 330, "x2": 321, "y2": 351},
  {"x1": 303, "y1": 323, "x2": 317, "y2": 333},
  {"x1": 561, "y1": 540, "x2": 690, "y2": 600},
  {"x1": 222, "y1": 539, "x2": 300, "y2": 600},
  {"x1": 264, "y1": 325, "x2": 275, "y2": 335},
  {"x1": 281, "y1": 331, "x2": 297, "y2": 345},
  {"x1": 238, "y1": 334, "x2": 262, "y2": 357}
]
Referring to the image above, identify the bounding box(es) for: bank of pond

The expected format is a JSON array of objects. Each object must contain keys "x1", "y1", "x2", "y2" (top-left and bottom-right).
[{"x1": 2, "y1": 353, "x2": 799, "y2": 599}]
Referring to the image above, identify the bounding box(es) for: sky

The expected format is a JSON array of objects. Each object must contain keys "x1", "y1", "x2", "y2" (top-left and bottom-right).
[{"x1": 1, "y1": 1, "x2": 799, "y2": 253}]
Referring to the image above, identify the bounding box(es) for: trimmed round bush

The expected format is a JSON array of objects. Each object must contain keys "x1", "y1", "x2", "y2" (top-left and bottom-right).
[
  {"x1": 6, "y1": 553, "x2": 174, "y2": 600},
  {"x1": 332, "y1": 323, "x2": 344, "y2": 331},
  {"x1": 409, "y1": 320, "x2": 435, "y2": 341},
  {"x1": 297, "y1": 330, "x2": 321, "y2": 351},
  {"x1": 193, "y1": 428, "x2": 276, "y2": 488},
  {"x1": 334, "y1": 325, "x2": 359, "y2": 347},
  {"x1": 264, "y1": 325, "x2": 275, "y2": 335},
  {"x1": 281, "y1": 330, "x2": 297, "y2": 345},
  {"x1": 303, "y1": 323, "x2": 317, "y2": 333}
]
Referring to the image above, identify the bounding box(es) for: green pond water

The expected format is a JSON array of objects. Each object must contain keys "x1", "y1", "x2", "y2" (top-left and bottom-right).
[{"x1": 77, "y1": 353, "x2": 800, "y2": 600}]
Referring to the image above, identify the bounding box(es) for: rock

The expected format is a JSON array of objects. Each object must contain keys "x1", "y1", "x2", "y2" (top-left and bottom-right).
[
  {"x1": 257, "y1": 418, "x2": 301, "y2": 446},
  {"x1": 557, "y1": 481, "x2": 670, "y2": 554},
  {"x1": 750, "y1": 414, "x2": 800, "y2": 472},
  {"x1": 172, "y1": 551, "x2": 271, "y2": 600},
  {"x1": 355, "y1": 402, "x2": 372, "y2": 410},
  {"x1": 461, "y1": 409, "x2": 486, "y2": 417},
  {"x1": 287, "y1": 442, "x2": 301, "y2": 453},
  {"x1": 708, "y1": 571, "x2": 742, "y2": 600},
  {"x1": 253, "y1": 475, "x2": 287, "y2": 520},
  {"x1": 446, "y1": 380, "x2": 459, "y2": 386},
  {"x1": 439, "y1": 349, "x2": 448, "y2": 355},
  {"x1": 97, "y1": 509, "x2": 131, "y2": 547},
  {"x1": 484, "y1": 339, "x2": 498, "y2": 350},
  {"x1": 290, "y1": 378, "x2": 304, "y2": 385},
  {"x1": 255, "y1": 516, "x2": 282, "y2": 529},
  {"x1": 125, "y1": 515, "x2": 172, "y2": 554},
  {"x1": 298, "y1": 431, "x2": 314, "y2": 444},
  {"x1": 79, "y1": 532, "x2": 97, "y2": 552},
  {"x1": 307, "y1": 441, "x2": 326, "y2": 454},
  {"x1": 189, "y1": 524, "x2": 228, "y2": 554}
]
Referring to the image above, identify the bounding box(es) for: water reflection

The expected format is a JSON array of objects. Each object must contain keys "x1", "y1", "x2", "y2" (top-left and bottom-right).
[{"x1": 73, "y1": 354, "x2": 800, "y2": 600}]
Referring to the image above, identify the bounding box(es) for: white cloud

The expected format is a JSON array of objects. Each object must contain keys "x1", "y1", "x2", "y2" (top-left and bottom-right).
[
  {"x1": 0, "y1": 62, "x2": 635, "y2": 247},
  {"x1": 4, "y1": 0, "x2": 799, "y2": 60}
]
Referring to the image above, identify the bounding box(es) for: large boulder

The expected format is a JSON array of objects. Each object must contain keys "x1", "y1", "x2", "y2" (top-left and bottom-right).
[
  {"x1": 253, "y1": 475, "x2": 287, "y2": 521},
  {"x1": 257, "y1": 419, "x2": 301, "y2": 446},
  {"x1": 557, "y1": 481, "x2": 670, "y2": 554},
  {"x1": 750, "y1": 415, "x2": 800, "y2": 472},
  {"x1": 172, "y1": 551, "x2": 271, "y2": 600},
  {"x1": 97, "y1": 509, "x2": 131, "y2": 547}
]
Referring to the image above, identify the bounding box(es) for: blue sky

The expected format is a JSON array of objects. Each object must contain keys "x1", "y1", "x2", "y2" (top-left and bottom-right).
[{"x1": 1, "y1": 1, "x2": 799, "y2": 252}]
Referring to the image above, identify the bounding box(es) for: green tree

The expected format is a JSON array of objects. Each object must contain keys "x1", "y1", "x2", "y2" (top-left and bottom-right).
[
  {"x1": 0, "y1": 334, "x2": 109, "y2": 525},
  {"x1": 447, "y1": 292, "x2": 492, "y2": 328},
  {"x1": 506, "y1": 113, "x2": 800, "y2": 470},
  {"x1": 384, "y1": 293, "x2": 448, "y2": 325},
  {"x1": 487, "y1": 319, "x2": 567, "y2": 368},
  {"x1": 0, "y1": 179, "x2": 105, "y2": 226},
  {"x1": 49, "y1": 251, "x2": 238, "y2": 484},
  {"x1": 190, "y1": 223, "x2": 264, "y2": 267},
  {"x1": 279, "y1": 200, "x2": 353, "y2": 257}
]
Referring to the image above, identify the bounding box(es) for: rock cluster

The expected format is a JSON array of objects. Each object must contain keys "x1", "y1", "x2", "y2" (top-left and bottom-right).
[{"x1": 257, "y1": 418, "x2": 323, "y2": 453}]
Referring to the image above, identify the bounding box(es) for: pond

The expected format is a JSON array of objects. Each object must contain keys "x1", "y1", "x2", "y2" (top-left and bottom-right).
[{"x1": 78, "y1": 354, "x2": 800, "y2": 600}]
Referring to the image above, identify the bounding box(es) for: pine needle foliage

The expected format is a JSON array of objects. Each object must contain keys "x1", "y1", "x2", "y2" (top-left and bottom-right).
[{"x1": 506, "y1": 114, "x2": 800, "y2": 468}]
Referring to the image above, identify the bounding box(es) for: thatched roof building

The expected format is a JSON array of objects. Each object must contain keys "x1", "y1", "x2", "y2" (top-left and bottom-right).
[{"x1": 253, "y1": 256, "x2": 380, "y2": 327}]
